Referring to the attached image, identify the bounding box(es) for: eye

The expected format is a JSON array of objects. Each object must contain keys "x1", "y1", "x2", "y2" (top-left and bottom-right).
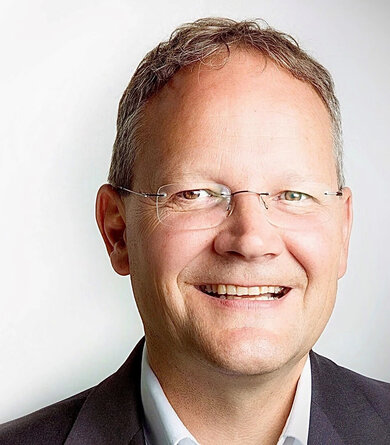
[
  {"x1": 176, "y1": 189, "x2": 212, "y2": 200},
  {"x1": 279, "y1": 190, "x2": 310, "y2": 201}
]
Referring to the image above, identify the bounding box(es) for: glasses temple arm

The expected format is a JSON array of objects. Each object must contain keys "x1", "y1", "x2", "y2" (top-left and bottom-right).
[{"x1": 115, "y1": 186, "x2": 166, "y2": 198}]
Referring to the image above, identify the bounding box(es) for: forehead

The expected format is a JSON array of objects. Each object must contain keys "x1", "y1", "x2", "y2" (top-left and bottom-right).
[{"x1": 136, "y1": 49, "x2": 336, "y2": 188}]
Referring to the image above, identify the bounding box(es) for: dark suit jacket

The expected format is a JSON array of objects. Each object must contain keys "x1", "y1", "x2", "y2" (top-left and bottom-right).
[{"x1": 1, "y1": 338, "x2": 389, "y2": 444}]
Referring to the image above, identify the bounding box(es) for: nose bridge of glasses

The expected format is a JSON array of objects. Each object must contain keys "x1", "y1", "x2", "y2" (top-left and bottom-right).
[{"x1": 229, "y1": 190, "x2": 269, "y2": 214}]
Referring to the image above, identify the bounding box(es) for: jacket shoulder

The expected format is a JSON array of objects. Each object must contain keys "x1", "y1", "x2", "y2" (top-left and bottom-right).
[
  {"x1": 310, "y1": 350, "x2": 390, "y2": 424},
  {"x1": 0, "y1": 388, "x2": 93, "y2": 445}
]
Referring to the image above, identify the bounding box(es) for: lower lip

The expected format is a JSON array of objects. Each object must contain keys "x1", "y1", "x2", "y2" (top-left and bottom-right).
[{"x1": 194, "y1": 287, "x2": 292, "y2": 310}]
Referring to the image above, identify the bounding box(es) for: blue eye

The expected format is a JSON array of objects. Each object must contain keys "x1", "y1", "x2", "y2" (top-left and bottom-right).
[{"x1": 280, "y1": 191, "x2": 310, "y2": 201}]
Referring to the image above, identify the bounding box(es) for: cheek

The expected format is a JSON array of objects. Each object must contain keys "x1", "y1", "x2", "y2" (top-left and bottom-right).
[
  {"x1": 129, "y1": 226, "x2": 214, "y2": 338},
  {"x1": 134, "y1": 225, "x2": 213, "y2": 281},
  {"x1": 283, "y1": 226, "x2": 342, "y2": 285},
  {"x1": 283, "y1": 226, "x2": 342, "y2": 334}
]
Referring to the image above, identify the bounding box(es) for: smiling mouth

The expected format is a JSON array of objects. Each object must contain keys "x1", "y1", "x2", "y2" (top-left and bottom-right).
[{"x1": 197, "y1": 284, "x2": 290, "y2": 301}]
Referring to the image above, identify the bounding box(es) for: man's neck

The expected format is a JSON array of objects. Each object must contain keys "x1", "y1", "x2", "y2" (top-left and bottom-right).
[{"x1": 146, "y1": 342, "x2": 308, "y2": 445}]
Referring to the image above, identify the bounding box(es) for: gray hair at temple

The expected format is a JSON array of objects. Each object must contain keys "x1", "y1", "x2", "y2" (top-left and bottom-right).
[{"x1": 108, "y1": 17, "x2": 344, "y2": 190}]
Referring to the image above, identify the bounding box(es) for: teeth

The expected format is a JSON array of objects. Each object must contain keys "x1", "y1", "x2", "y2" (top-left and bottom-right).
[
  {"x1": 226, "y1": 284, "x2": 236, "y2": 295},
  {"x1": 217, "y1": 284, "x2": 227, "y2": 295},
  {"x1": 229, "y1": 295, "x2": 278, "y2": 301},
  {"x1": 199, "y1": 284, "x2": 287, "y2": 300},
  {"x1": 236, "y1": 287, "x2": 248, "y2": 296},
  {"x1": 255, "y1": 295, "x2": 279, "y2": 301},
  {"x1": 248, "y1": 286, "x2": 260, "y2": 295},
  {"x1": 202, "y1": 284, "x2": 284, "y2": 295}
]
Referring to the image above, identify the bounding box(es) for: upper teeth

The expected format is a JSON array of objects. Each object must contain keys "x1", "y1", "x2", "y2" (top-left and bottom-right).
[{"x1": 202, "y1": 284, "x2": 284, "y2": 296}]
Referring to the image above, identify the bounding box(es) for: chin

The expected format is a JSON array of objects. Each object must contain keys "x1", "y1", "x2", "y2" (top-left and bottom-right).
[{"x1": 198, "y1": 331, "x2": 296, "y2": 376}]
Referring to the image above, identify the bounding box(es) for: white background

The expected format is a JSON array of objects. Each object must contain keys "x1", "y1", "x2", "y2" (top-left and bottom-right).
[{"x1": 1, "y1": 0, "x2": 389, "y2": 424}]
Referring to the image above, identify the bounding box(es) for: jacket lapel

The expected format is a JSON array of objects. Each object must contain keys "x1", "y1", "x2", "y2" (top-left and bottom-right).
[
  {"x1": 308, "y1": 349, "x2": 390, "y2": 445},
  {"x1": 308, "y1": 397, "x2": 344, "y2": 444},
  {"x1": 65, "y1": 338, "x2": 146, "y2": 445},
  {"x1": 308, "y1": 350, "x2": 345, "y2": 444}
]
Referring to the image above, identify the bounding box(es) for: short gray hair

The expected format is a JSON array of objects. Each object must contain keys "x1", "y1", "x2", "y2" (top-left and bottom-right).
[{"x1": 108, "y1": 17, "x2": 344, "y2": 190}]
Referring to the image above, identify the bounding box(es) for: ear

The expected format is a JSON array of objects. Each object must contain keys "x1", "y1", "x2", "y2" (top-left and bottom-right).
[
  {"x1": 338, "y1": 187, "x2": 353, "y2": 279},
  {"x1": 96, "y1": 184, "x2": 130, "y2": 276}
]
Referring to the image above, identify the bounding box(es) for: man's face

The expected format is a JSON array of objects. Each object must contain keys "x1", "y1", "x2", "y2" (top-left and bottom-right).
[{"x1": 123, "y1": 50, "x2": 352, "y2": 375}]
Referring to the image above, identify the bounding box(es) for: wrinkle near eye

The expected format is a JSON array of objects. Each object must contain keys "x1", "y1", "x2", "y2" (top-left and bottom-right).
[
  {"x1": 130, "y1": 201, "x2": 162, "y2": 236},
  {"x1": 140, "y1": 212, "x2": 162, "y2": 236}
]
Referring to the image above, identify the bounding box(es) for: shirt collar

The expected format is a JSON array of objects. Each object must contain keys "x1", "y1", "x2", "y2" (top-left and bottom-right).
[
  {"x1": 277, "y1": 353, "x2": 312, "y2": 445},
  {"x1": 141, "y1": 343, "x2": 311, "y2": 445},
  {"x1": 140, "y1": 344, "x2": 199, "y2": 445}
]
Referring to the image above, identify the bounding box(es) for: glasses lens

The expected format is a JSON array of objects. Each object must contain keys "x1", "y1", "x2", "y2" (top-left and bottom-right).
[
  {"x1": 262, "y1": 188, "x2": 342, "y2": 229},
  {"x1": 156, "y1": 183, "x2": 231, "y2": 229}
]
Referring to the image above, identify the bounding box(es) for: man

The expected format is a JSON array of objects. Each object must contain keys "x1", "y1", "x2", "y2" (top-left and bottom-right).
[{"x1": 1, "y1": 17, "x2": 389, "y2": 445}]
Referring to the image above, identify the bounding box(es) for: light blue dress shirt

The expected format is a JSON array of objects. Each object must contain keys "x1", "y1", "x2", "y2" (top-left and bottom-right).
[{"x1": 141, "y1": 344, "x2": 311, "y2": 445}]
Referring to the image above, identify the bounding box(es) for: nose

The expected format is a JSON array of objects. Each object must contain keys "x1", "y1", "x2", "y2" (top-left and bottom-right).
[{"x1": 213, "y1": 192, "x2": 284, "y2": 261}]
